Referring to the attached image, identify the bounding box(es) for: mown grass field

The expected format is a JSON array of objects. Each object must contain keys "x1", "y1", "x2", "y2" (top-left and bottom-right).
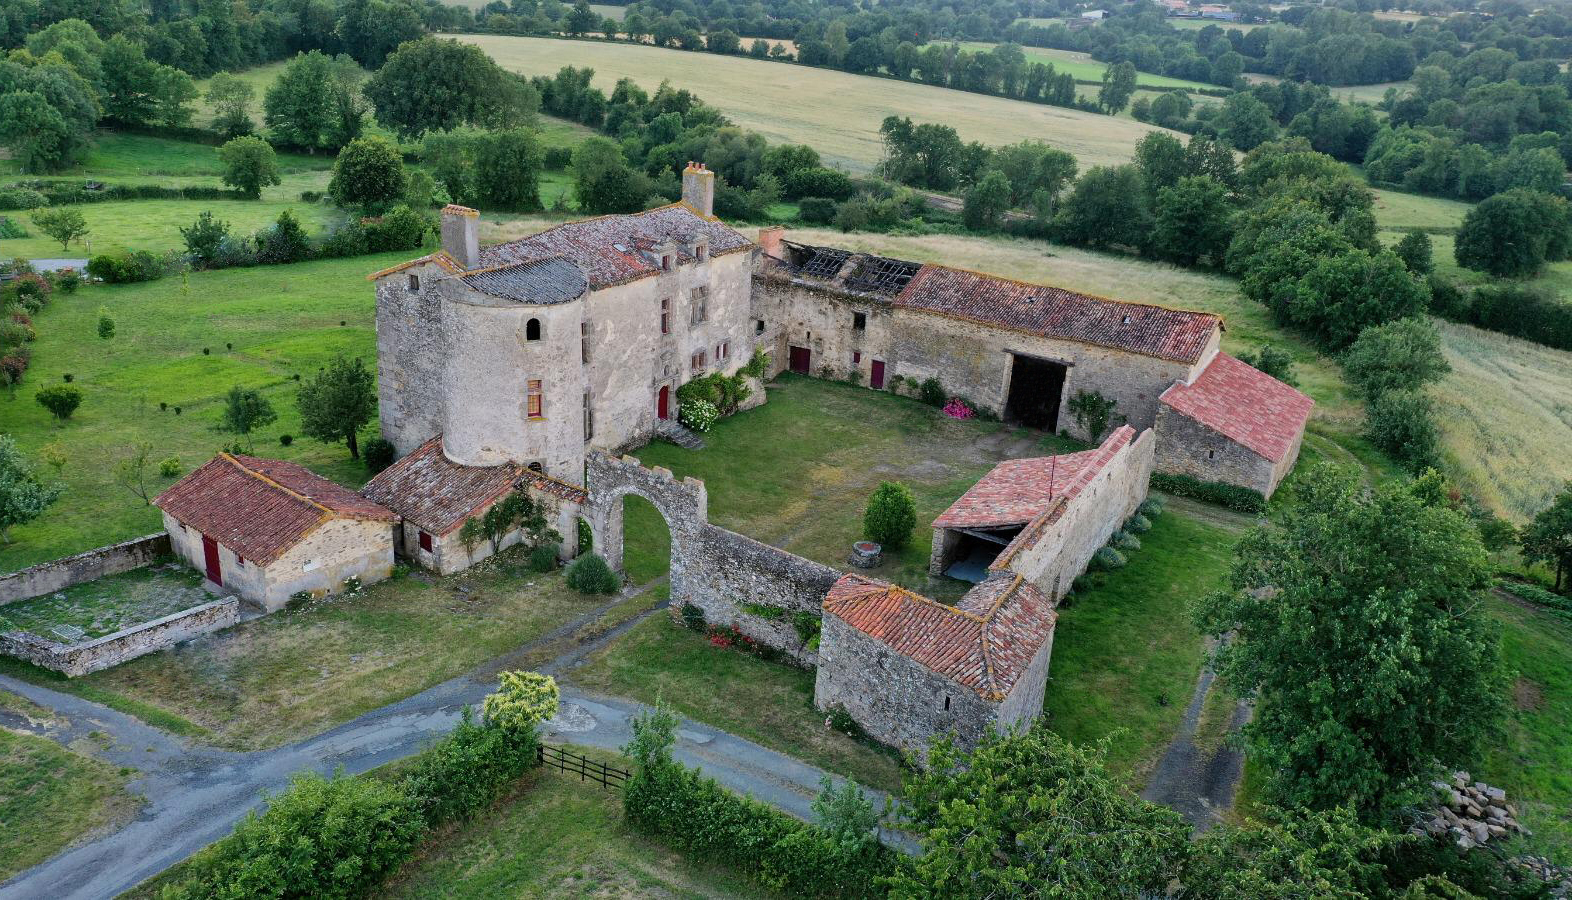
[
  {"x1": 457, "y1": 34, "x2": 1180, "y2": 170},
  {"x1": 953, "y1": 41, "x2": 1217, "y2": 90},
  {"x1": 0, "y1": 689, "x2": 136, "y2": 879},
  {"x1": 0, "y1": 252, "x2": 405, "y2": 572}
]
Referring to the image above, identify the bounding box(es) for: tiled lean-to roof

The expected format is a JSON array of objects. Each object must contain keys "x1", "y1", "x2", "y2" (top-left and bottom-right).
[
  {"x1": 765, "y1": 242, "x2": 1221, "y2": 364},
  {"x1": 824, "y1": 572, "x2": 1057, "y2": 701},
  {"x1": 360, "y1": 436, "x2": 589, "y2": 537},
  {"x1": 1159, "y1": 352, "x2": 1315, "y2": 463},
  {"x1": 475, "y1": 205, "x2": 752, "y2": 289},
  {"x1": 155, "y1": 454, "x2": 395, "y2": 566},
  {"x1": 932, "y1": 451, "x2": 1102, "y2": 530}
]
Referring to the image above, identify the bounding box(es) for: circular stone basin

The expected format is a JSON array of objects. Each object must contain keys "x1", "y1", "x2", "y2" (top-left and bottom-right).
[{"x1": 850, "y1": 541, "x2": 882, "y2": 568}]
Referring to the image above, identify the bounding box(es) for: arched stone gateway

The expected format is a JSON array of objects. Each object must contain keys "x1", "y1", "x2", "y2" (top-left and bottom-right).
[{"x1": 584, "y1": 452, "x2": 708, "y2": 601}]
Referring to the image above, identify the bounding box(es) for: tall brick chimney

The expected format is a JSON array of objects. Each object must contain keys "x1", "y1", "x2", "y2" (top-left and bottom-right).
[
  {"x1": 440, "y1": 204, "x2": 479, "y2": 269},
  {"x1": 682, "y1": 161, "x2": 715, "y2": 217},
  {"x1": 757, "y1": 225, "x2": 785, "y2": 260}
]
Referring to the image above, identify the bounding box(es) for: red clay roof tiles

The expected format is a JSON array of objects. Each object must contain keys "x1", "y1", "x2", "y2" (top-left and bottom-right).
[
  {"x1": 154, "y1": 455, "x2": 394, "y2": 566},
  {"x1": 1159, "y1": 352, "x2": 1314, "y2": 463},
  {"x1": 359, "y1": 436, "x2": 523, "y2": 537}
]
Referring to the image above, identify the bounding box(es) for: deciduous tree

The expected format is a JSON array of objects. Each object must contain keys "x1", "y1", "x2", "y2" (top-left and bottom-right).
[
  {"x1": 29, "y1": 207, "x2": 88, "y2": 252},
  {"x1": 0, "y1": 436, "x2": 61, "y2": 542},
  {"x1": 863, "y1": 481, "x2": 916, "y2": 550},
  {"x1": 364, "y1": 38, "x2": 539, "y2": 139},
  {"x1": 296, "y1": 355, "x2": 375, "y2": 459},
  {"x1": 217, "y1": 136, "x2": 281, "y2": 199},
  {"x1": 329, "y1": 136, "x2": 406, "y2": 210},
  {"x1": 221, "y1": 386, "x2": 277, "y2": 450},
  {"x1": 1523, "y1": 483, "x2": 1572, "y2": 592},
  {"x1": 1341, "y1": 318, "x2": 1450, "y2": 401}
]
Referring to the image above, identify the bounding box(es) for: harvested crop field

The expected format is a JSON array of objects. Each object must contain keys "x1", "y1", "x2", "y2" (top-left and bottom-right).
[{"x1": 457, "y1": 34, "x2": 1179, "y2": 170}]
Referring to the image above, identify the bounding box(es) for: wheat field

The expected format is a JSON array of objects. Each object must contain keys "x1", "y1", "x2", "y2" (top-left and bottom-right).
[{"x1": 458, "y1": 34, "x2": 1179, "y2": 171}]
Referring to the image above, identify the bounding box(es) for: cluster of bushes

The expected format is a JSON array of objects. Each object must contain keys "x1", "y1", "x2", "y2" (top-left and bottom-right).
[
  {"x1": 623, "y1": 704, "x2": 904, "y2": 898},
  {"x1": 85, "y1": 250, "x2": 185, "y2": 284},
  {"x1": 1499, "y1": 580, "x2": 1572, "y2": 620},
  {"x1": 1341, "y1": 318, "x2": 1452, "y2": 473},
  {"x1": 1434, "y1": 282, "x2": 1572, "y2": 353},
  {"x1": 565, "y1": 553, "x2": 620, "y2": 594},
  {"x1": 0, "y1": 181, "x2": 247, "y2": 211},
  {"x1": 1150, "y1": 473, "x2": 1267, "y2": 514},
  {"x1": 0, "y1": 262, "x2": 80, "y2": 393},
  {"x1": 157, "y1": 672, "x2": 557, "y2": 899}
]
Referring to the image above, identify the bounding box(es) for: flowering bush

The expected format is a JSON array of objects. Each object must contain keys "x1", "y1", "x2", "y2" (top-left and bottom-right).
[
  {"x1": 942, "y1": 398, "x2": 974, "y2": 419},
  {"x1": 679, "y1": 398, "x2": 719, "y2": 432},
  {"x1": 483, "y1": 670, "x2": 560, "y2": 733}
]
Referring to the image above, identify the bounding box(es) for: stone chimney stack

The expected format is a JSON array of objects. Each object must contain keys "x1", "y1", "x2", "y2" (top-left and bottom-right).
[
  {"x1": 757, "y1": 225, "x2": 785, "y2": 260},
  {"x1": 682, "y1": 161, "x2": 715, "y2": 217},
  {"x1": 440, "y1": 204, "x2": 479, "y2": 269}
]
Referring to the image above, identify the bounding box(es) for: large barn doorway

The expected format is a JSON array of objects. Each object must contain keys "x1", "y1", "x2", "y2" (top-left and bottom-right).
[{"x1": 1005, "y1": 353, "x2": 1068, "y2": 432}]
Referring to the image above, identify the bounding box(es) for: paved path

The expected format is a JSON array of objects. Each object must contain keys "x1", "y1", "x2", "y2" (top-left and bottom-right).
[
  {"x1": 23, "y1": 259, "x2": 89, "y2": 273},
  {"x1": 1140, "y1": 637, "x2": 1252, "y2": 833},
  {"x1": 0, "y1": 582, "x2": 904, "y2": 900}
]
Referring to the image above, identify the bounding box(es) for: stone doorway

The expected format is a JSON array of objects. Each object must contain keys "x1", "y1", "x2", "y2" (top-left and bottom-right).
[{"x1": 1005, "y1": 353, "x2": 1068, "y2": 432}]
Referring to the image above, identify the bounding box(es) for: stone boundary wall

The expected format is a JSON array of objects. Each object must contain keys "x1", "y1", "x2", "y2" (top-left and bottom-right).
[
  {"x1": 994, "y1": 428, "x2": 1155, "y2": 599},
  {"x1": 584, "y1": 451, "x2": 838, "y2": 663},
  {"x1": 687, "y1": 524, "x2": 840, "y2": 665},
  {"x1": 0, "y1": 533, "x2": 171, "y2": 606},
  {"x1": 0, "y1": 597, "x2": 239, "y2": 677}
]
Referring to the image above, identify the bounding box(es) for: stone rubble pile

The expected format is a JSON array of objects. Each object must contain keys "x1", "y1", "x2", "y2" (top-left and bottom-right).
[
  {"x1": 1513, "y1": 855, "x2": 1572, "y2": 898},
  {"x1": 1414, "y1": 771, "x2": 1529, "y2": 850}
]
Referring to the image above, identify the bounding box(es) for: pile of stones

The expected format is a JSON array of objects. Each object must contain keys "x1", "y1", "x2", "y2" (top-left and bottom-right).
[
  {"x1": 1514, "y1": 855, "x2": 1572, "y2": 898},
  {"x1": 1414, "y1": 771, "x2": 1529, "y2": 849}
]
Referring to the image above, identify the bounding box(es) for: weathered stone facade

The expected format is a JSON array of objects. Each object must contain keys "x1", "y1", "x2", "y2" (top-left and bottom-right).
[
  {"x1": 0, "y1": 533, "x2": 170, "y2": 606},
  {"x1": 164, "y1": 513, "x2": 394, "y2": 612},
  {"x1": 1153, "y1": 402, "x2": 1287, "y2": 496},
  {"x1": 0, "y1": 597, "x2": 239, "y2": 677}
]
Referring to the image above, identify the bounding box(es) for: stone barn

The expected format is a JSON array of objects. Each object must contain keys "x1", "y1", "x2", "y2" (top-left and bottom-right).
[
  {"x1": 359, "y1": 435, "x2": 588, "y2": 575},
  {"x1": 155, "y1": 454, "x2": 397, "y2": 611},
  {"x1": 1155, "y1": 352, "x2": 1315, "y2": 498}
]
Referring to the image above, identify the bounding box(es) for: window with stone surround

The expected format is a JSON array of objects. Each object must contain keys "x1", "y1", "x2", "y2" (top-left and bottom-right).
[
  {"x1": 660, "y1": 298, "x2": 670, "y2": 334},
  {"x1": 691, "y1": 350, "x2": 707, "y2": 371},
  {"x1": 690, "y1": 287, "x2": 709, "y2": 324},
  {"x1": 407, "y1": 273, "x2": 419, "y2": 292},
  {"x1": 716, "y1": 341, "x2": 729, "y2": 361},
  {"x1": 527, "y1": 379, "x2": 543, "y2": 418},
  {"x1": 418, "y1": 530, "x2": 432, "y2": 552},
  {"x1": 526, "y1": 318, "x2": 542, "y2": 342}
]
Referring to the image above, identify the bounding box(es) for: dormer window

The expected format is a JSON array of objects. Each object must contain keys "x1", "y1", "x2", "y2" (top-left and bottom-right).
[
  {"x1": 662, "y1": 253, "x2": 675, "y2": 272},
  {"x1": 697, "y1": 243, "x2": 709, "y2": 262},
  {"x1": 407, "y1": 273, "x2": 419, "y2": 291},
  {"x1": 526, "y1": 318, "x2": 542, "y2": 342}
]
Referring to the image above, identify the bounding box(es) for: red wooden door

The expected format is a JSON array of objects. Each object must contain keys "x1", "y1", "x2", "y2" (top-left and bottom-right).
[
  {"x1": 201, "y1": 535, "x2": 222, "y2": 586},
  {"x1": 657, "y1": 385, "x2": 670, "y2": 420},
  {"x1": 789, "y1": 346, "x2": 810, "y2": 374},
  {"x1": 870, "y1": 359, "x2": 886, "y2": 389}
]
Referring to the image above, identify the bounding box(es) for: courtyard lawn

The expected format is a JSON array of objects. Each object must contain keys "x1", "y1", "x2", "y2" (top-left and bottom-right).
[
  {"x1": 573, "y1": 613, "x2": 906, "y2": 793},
  {"x1": 0, "y1": 690, "x2": 137, "y2": 879},
  {"x1": 459, "y1": 34, "x2": 1182, "y2": 171},
  {"x1": 1481, "y1": 594, "x2": 1572, "y2": 858},
  {"x1": 1044, "y1": 505, "x2": 1241, "y2": 784},
  {"x1": 0, "y1": 252, "x2": 410, "y2": 574},
  {"x1": 0, "y1": 563, "x2": 209, "y2": 640},
  {"x1": 0, "y1": 550, "x2": 615, "y2": 749},
  {"x1": 624, "y1": 374, "x2": 1060, "y2": 601},
  {"x1": 382, "y1": 746, "x2": 773, "y2": 899}
]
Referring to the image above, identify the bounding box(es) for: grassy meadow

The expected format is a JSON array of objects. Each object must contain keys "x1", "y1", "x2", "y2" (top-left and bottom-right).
[
  {"x1": 457, "y1": 34, "x2": 1181, "y2": 171},
  {"x1": 953, "y1": 41, "x2": 1217, "y2": 90}
]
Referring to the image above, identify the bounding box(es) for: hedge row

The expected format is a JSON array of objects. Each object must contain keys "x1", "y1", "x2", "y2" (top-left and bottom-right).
[
  {"x1": 158, "y1": 711, "x2": 539, "y2": 899},
  {"x1": 0, "y1": 183, "x2": 249, "y2": 210},
  {"x1": 624, "y1": 761, "x2": 903, "y2": 898},
  {"x1": 1150, "y1": 472, "x2": 1267, "y2": 514},
  {"x1": 1499, "y1": 581, "x2": 1572, "y2": 618}
]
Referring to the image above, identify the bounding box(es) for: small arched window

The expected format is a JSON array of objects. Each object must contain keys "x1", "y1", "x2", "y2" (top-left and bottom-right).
[
  {"x1": 528, "y1": 461, "x2": 544, "y2": 473},
  {"x1": 526, "y1": 318, "x2": 542, "y2": 342}
]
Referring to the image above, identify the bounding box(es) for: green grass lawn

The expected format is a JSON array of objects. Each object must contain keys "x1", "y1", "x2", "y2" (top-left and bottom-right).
[
  {"x1": 573, "y1": 613, "x2": 906, "y2": 793},
  {"x1": 0, "y1": 689, "x2": 137, "y2": 879},
  {"x1": 1044, "y1": 504, "x2": 1240, "y2": 784},
  {"x1": 622, "y1": 374, "x2": 1069, "y2": 601},
  {"x1": 1481, "y1": 594, "x2": 1572, "y2": 859},
  {"x1": 0, "y1": 563, "x2": 209, "y2": 640},
  {"x1": 953, "y1": 41, "x2": 1217, "y2": 90},
  {"x1": 1, "y1": 132, "x2": 333, "y2": 181},
  {"x1": 382, "y1": 745, "x2": 772, "y2": 898},
  {"x1": 3, "y1": 193, "x2": 344, "y2": 259},
  {"x1": 0, "y1": 549, "x2": 616, "y2": 750},
  {"x1": 0, "y1": 252, "x2": 410, "y2": 573}
]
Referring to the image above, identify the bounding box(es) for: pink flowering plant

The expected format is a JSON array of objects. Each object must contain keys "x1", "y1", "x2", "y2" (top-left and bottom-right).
[{"x1": 942, "y1": 398, "x2": 974, "y2": 419}]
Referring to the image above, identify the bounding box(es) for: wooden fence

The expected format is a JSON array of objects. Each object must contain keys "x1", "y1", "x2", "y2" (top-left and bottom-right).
[{"x1": 539, "y1": 743, "x2": 631, "y2": 790}]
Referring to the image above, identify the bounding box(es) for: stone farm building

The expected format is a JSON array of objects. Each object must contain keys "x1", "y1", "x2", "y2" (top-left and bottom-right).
[{"x1": 154, "y1": 454, "x2": 398, "y2": 611}]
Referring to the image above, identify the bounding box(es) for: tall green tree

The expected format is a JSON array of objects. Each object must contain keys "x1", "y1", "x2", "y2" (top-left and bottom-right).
[
  {"x1": 1287, "y1": 249, "x2": 1429, "y2": 350},
  {"x1": 1522, "y1": 483, "x2": 1572, "y2": 592},
  {"x1": 204, "y1": 72, "x2": 255, "y2": 139},
  {"x1": 263, "y1": 51, "x2": 365, "y2": 152},
  {"x1": 571, "y1": 137, "x2": 650, "y2": 214},
  {"x1": 1194, "y1": 465, "x2": 1505, "y2": 819},
  {"x1": 1341, "y1": 318, "x2": 1450, "y2": 401},
  {"x1": 329, "y1": 136, "x2": 407, "y2": 210},
  {"x1": 1097, "y1": 61, "x2": 1137, "y2": 114},
  {"x1": 0, "y1": 435, "x2": 62, "y2": 543},
  {"x1": 1152, "y1": 176, "x2": 1233, "y2": 266},
  {"x1": 1454, "y1": 189, "x2": 1572, "y2": 278},
  {"x1": 474, "y1": 128, "x2": 544, "y2": 211},
  {"x1": 1181, "y1": 806, "x2": 1392, "y2": 899},
  {"x1": 1218, "y1": 92, "x2": 1279, "y2": 152},
  {"x1": 217, "y1": 136, "x2": 281, "y2": 199},
  {"x1": 221, "y1": 386, "x2": 278, "y2": 451},
  {"x1": 297, "y1": 355, "x2": 376, "y2": 460},
  {"x1": 1133, "y1": 132, "x2": 1189, "y2": 201},
  {"x1": 0, "y1": 91, "x2": 84, "y2": 173},
  {"x1": 364, "y1": 38, "x2": 539, "y2": 139},
  {"x1": 891, "y1": 725, "x2": 1189, "y2": 898},
  {"x1": 29, "y1": 207, "x2": 88, "y2": 252},
  {"x1": 1055, "y1": 164, "x2": 1152, "y2": 251},
  {"x1": 961, "y1": 170, "x2": 1012, "y2": 231}
]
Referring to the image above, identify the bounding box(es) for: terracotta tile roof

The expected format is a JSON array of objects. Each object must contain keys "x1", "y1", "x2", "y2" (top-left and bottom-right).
[
  {"x1": 823, "y1": 572, "x2": 1056, "y2": 701},
  {"x1": 986, "y1": 427, "x2": 1136, "y2": 573},
  {"x1": 155, "y1": 455, "x2": 395, "y2": 566},
  {"x1": 896, "y1": 266, "x2": 1220, "y2": 364},
  {"x1": 1159, "y1": 353, "x2": 1314, "y2": 463},
  {"x1": 475, "y1": 205, "x2": 753, "y2": 289},
  {"x1": 360, "y1": 436, "x2": 522, "y2": 536},
  {"x1": 932, "y1": 451, "x2": 1100, "y2": 529},
  {"x1": 365, "y1": 251, "x2": 464, "y2": 281},
  {"x1": 521, "y1": 468, "x2": 590, "y2": 505},
  {"x1": 764, "y1": 244, "x2": 1221, "y2": 363}
]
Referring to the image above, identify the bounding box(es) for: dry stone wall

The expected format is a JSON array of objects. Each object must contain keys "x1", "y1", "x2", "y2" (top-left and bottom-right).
[
  {"x1": 0, "y1": 597, "x2": 238, "y2": 676},
  {"x1": 0, "y1": 534, "x2": 170, "y2": 606}
]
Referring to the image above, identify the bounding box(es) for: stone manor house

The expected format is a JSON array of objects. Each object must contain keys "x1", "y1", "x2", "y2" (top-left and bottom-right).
[{"x1": 153, "y1": 164, "x2": 1311, "y2": 753}]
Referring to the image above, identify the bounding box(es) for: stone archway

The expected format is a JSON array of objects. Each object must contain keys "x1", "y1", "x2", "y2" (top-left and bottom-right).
[{"x1": 583, "y1": 452, "x2": 709, "y2": 596}]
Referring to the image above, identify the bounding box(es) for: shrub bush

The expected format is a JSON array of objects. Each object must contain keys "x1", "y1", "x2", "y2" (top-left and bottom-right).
[
  {"x1": 1111, "y1": 530, "x2": 1141, "y2": 551},
  {"x1": 543, "y1": 146, "x2": 573, "y2": 169},
  {"x1": 1139, "y1": 496, "x2": 1164, "y2": 518},
  {"x1": 1149, "y1": 473, "x2": 1266, "y2": 514},
  {"x1": 797, "y1": 196, "x2": 837, "y2": 224},
  {"x1": 1125, "y1": 513, "x2": 1152, "y2": 534},
  {"x1": 1499, "y1": 581, "x2": 1572, "y2": 612},
  {"x1": 164, "y1": 770, "x2": 425, "y2": 900},
  {"x1": 363, "y1": 437, "x2": 396, "y2": 474},
  {"x1": 1460, "y1": 284, "x2": 1572, "y2": 352},
  {"x1": 863, "y1": 481, "x2": 917, "y2": 550},
  {"x1": 158, "y1": 457, "x2": 181, "y2": 478},
  {"x1": 528, "y1": 544, "x2": 558, "y2": 572},
  {"x1": 403, "y1": 707, "x2": 541, "y2": 828},
  {"x1": 680, "y1": 602, "x2": 706, "y2": 630},
  {"x1": 0, "y1": 187, "x2": 46, "y2": 210},
  {"x1": 918, "y1": 377, "x2": 945, "y2": 407},
  {"x1": 566, "y1": 553, "x2": 620, "y2": 594},
  {"x1": 678, "y1": 397, "x2": 719, "y2": 432},
  {"x1": 363, "y1": 205, "x2": 432, "y2": 253},
  {"x1": 279, "y1": 434, "x2": 293, "y2": 446},
  {"x1": 0, "y1": 216, "x2": 25, "y2": 239},
  {"x1": 1090, "y1": 546, "x2": 1127, "y2": 571},
  {"x1": 1364, "y1": 388, "x2": 1439, "y2": 473},
  {"x1": 35, "y1": 384, "x2": 82, "y2": 421}
]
